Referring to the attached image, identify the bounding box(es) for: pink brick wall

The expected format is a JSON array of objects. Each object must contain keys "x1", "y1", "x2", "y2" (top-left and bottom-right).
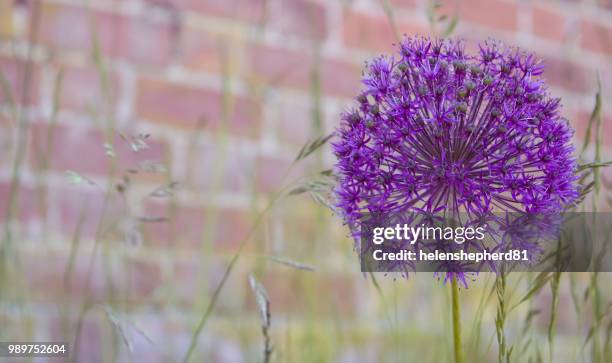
[{"x1": 1, "y1": 0, "x2": 611, "y2": 361}]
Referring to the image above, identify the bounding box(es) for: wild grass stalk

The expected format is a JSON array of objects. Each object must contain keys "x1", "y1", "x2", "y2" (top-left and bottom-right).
[
  {"x1": 181, "y1": 136, "x2": 331, "y2": 362},
  {"x1": 368, "y1": 271, "x2": 398, "y2": 356},
  {"x1": 249, "y1": 274, "x2": 273, "y2": 363},
  {"x1": 69, "y1": 12, "x2": 123, "y2": 361},
  {"x1": 60, "y1": 202, "x2": 88, "y2": 343},
  {"x1": 1, "y1": 0, "x2": 40, "y2": 281},
  {"x1": 495, "y1": 270, "x2": 508, "y2": 363},
  {"x1": 468, "y1": 273, "x2": 494, "y2": 360},
  {"x1": 604, "y1": 319, "x2": 612, "y2": 361},
  {"x1": 33, "y1": 69, "x2": 64, "y2": 236},
  {"x1": 517, "y1": 306, "x2": 540, "y2": 360},
  {"x1": 426, "y1": 0, "x2": 459, "y2": 36},
  {"x1": 379, "y1": 0, "x2": 400, "y2": 41},
  {"x1": 0, "y1": 67, "x2": 17, "y2": 126},
  {"x1": 586, "y1": 75, "x2": 604, "y2": 363},
  {"x1": 191, "y1": 40, "x2": 232, "y2": 320},
  {"x1": 0, "y1": 2, "x2": 43, "y2": 337},
  {"x1": 548, "y1": 270, "x2": 561, "y2": 363},
  {"x1": 451, "y1": 276, "x2": 464, "y2": 363}
]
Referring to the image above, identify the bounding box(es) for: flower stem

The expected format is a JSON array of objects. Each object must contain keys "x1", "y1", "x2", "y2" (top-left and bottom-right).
[{"x1": 451, "y1": 276, "x2": 464, "y2": 363}]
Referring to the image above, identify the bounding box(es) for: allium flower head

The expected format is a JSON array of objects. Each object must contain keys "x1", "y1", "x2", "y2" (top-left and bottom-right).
[
  {"x1": 333, "y1": 38, "x2": 580, "y2": 283},
  {"x1": 334, "y1": 38, "x2": 579, "y2": 227}
]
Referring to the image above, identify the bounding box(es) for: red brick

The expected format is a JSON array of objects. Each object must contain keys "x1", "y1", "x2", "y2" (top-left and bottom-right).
[
  {"x1": 0, "y1": 182, "x2": 39, "y2": 223},
  {"x1": 22, "y1": 248, "x2": 110, "y2": 303},
  {"x1": 136, "y1": 78, "x2": 260, "y2": 136},
  {"x1": 179, "y1": 29, "x2": 226, "y2": 73},
  {"x1": 343, "y1": 9, "x2": 426, "y2": 53},
  {"x1": 29, "y1": 123, "x2": 168, "y2": 176},
  {"x1": 142, "y1": 202, "x2": 251, "y2": 252},
  {"x1": 254, "y1": 156, "x2": 311, "y2": 193},
  {"x1": 457, "y1": 0, "x2": 518, "y2": 32},
  {"x1": 598, "y1": 0, "x2": 612, "y2": 11},
  {"x1": 542, "y1": 57, "x2": 594, "y2": 93},
  {"x1": 51, "y1": 185, "x2": 123, "y2": 239},
  {"x1": 38, "y1": 3, "x2": 176, "y2": 66},
  {"x1": 208, "y1": 207, "x2": 251, "y2": 252},
  {"x1": 50, "y1": 318, "x2": 103, "y2": 363},
  {"x1": 562, "y1": 107, "x2": 588, "y2": 144},
  {"x1": 573, "y1": 110, "x2": 612, "y2": 147},
  {"x1": 23, "y1": 249, "x2": 161, "y2": 305},
  {"x1": 120, "y1": 13, "x2": 178, "y2": 66},
  {"x1": 321, "y1": 59, "x2": 362, "y2": 98},
  {"x1": 172, "y1": 256, "x2": 248, "y2": 310},
  {"x1": 123, "y1": 256, "x2": 163, "y2": 301},
  {"x1": 57, "y1": 65, "x2": 119, "y2": 112},
  {"x1": 0, "y1": 56, "x2": 40, "y2": 106},
  {"x1": 249, "y1": 45, "x2": 310, "y2": 88},
  {"x1": 185, "y1": 0, "x2": 266, "y2": 23},
  {"x1": 581, "y1": 20, "x2": 612, "y2": 56},
  {"x1": 270, "y1": 0, "x2": 327, "y2": 40},
  {"x1": 38, "y1": 3, "x2": 95, "y2": 50},
  {"x1": 142, "y1": 203, "x2": 204, "y2": 248},
  {"x1": 389, "y1": 0, "x2": 417, "y2": 8},
  {"x1": 186, "y1": 143, "x2": 254, "y2": 194},
  {"x1": 254, "y1": 156, "x2": 291, "y2": 193},
  {"x1": 172, "y1": 257, "x2": 207, "y2": 306},
  {"x1": 249, "y1": 44, "x2": 361, "y2": 97},
  {"x1": 532, "y1": 5, "x2": 566, "y2": 41},
  {"x1": 273, "y1": 98, "x2": 314, "y2": 146},
  {"x1": 599, "y1": 67, "x2": 612, "y2": 100}
]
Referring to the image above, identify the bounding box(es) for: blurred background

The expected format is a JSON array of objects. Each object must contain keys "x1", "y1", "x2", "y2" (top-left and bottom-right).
[{"x1": 0, "y1": 0, "x2": 611, "y2": 362}]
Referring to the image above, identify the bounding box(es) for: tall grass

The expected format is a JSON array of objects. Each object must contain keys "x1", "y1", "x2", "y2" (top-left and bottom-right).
[{"x1": 1, "y1": 1, "x2": 612, "y2": 362}]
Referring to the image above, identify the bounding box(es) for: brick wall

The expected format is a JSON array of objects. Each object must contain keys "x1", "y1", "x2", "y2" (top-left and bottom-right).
[{"x1": 1, "y1": 0, "x2": 611, "y2": 362}]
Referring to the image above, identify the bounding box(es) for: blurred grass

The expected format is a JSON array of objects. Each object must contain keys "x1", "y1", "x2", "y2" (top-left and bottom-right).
[{"x1": 0, "y1": 1, "x2": 612, "y2": 363}]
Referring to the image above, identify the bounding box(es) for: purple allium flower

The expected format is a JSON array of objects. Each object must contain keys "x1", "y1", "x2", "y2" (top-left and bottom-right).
[{"x1": 333, "y1": 38, "x2": 580, "y2": 284}]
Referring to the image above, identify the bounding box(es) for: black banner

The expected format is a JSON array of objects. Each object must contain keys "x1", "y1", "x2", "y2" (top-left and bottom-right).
[{"x1": 359, "y1": 212, "x2": 612, "y2": 273}]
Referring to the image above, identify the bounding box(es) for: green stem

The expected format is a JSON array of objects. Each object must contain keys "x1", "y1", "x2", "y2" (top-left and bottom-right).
[
  {"x1": 495, "y1": 272, "x2": 507, "y2": 363},
  {"x1": 452, "y1": 276, "x2": 464, "y2": 363}
]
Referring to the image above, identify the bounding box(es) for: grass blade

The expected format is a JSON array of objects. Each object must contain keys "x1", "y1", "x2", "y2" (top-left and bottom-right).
[
  {"x1": 293, "y1": 133, "x2": 334, "y2": 163},
  {"x1": 267, "y1": 256, "x2": 315, "y2": 271},
  {"x1": 509, "y1": 272, "x2": 551, "y2": 312},
  {"x1": 249, "y1": 275, "x2": 273, "y2": 363}
]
